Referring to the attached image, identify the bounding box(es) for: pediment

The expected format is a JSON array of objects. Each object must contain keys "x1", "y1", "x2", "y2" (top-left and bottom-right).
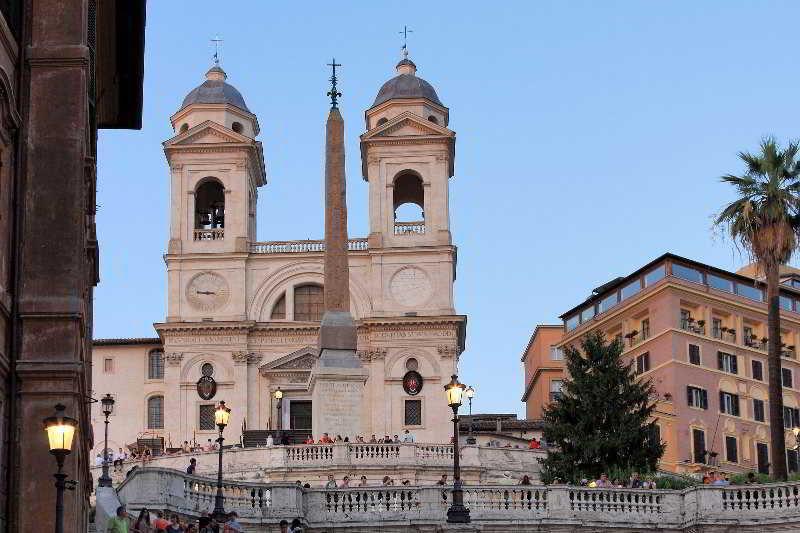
[
  {"x1": 362, "y1": 112, "x2": 453, "y2": 141},
  {"x1": 261, "y1": 346, "x2": 318, "y2": 372},
  {"x1": 164, "y1": 120, "x2": 252, "y2": 147}
]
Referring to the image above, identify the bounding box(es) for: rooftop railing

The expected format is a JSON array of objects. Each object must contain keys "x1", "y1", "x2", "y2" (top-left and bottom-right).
[
  {"x1": 250, "y1": 238, "x2": 368, "y2": 254},
  {"x1": 394, "y1": 221, "x2": 425, "y2": 235}
]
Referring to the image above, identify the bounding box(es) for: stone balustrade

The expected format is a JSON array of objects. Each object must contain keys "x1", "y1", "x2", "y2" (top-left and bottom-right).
[
  {"x1": 250, "y1": 238, "x2": 368, "y2": 254},
  {"x1": 193, "y1": 228, "x2": 224, "y2": 241},
  {"x1": 115, "y1": 467, "x2": 800, "y2": 531},
  {"x1": 394, "y1": 221, "x2": 425, "y2": 235},
  {"x1": 92, "y1": 443, "x2": 544, "y2": 486}
]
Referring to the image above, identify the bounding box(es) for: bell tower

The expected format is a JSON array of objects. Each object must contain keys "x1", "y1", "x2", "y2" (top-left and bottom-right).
[
  {"x1": 162, "y1": 64, "x2": 266, "y2": 322},
  {"x1": 163, "y1": 65, "x2": 266, "y2": 256},
  {"x1": 360, "y1": 51, "x2": 455, "y2": 249}
]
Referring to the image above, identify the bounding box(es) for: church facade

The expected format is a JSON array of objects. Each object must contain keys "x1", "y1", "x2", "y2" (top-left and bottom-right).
[{"x1": 91, "y1": 55, "x2": 466, "y2": 452}]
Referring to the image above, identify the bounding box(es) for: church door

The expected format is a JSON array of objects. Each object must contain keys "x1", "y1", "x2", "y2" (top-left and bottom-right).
[{"x1": 289, "y1": 401, "x2": 312, "y2": 430}]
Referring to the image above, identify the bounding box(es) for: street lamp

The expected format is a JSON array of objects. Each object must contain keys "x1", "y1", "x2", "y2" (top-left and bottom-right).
[
  {"x1": 43, "y1": 404, "x2": 78, "y2": 533},
  {"x1": 98, "y1": 393, "x2": 115, "y2": 487},
  {"x1": 444, "y1": 375, "x2": 470, "y2": 524},
  {"x1": 465, "y1": 386, "x2": 475, "y2": 440},
  {"x1": 274, "y1": 388, "x2": 283, "y2": 431},
  {"x1": 212, "y1": 400, "x2": 231, "y2": 522}
]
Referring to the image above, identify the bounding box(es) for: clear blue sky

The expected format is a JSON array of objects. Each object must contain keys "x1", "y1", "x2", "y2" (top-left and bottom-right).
[{"x1": 95, "y1": 1, "x2": 800, "y2": 416}]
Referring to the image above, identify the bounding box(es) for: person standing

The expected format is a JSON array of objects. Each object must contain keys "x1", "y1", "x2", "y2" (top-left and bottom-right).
[
  {"x1": 279, "y1": 520, "x2": 289, "y2": 533},
  {"x1": 325, "y1": 474, "x2": 337, "y2": 488},
  {"x1": 106, "y1": 506, "x2": 130, "y2": 533},
  {"x1": 186, "y1": 458, "x2": 197, "y2": 475},
  {"x1": 401, "y1": 429, "x2": 415, "y2": 443},
  {"x1": 131, "y1": 508, "x2": 152, "y2": 533},
  {"x1": 265, "y1": 434, "x2": 274, "y2": 446},
  {"x1": 165, "y1": 515, "x2": 183, "y2": 533}
]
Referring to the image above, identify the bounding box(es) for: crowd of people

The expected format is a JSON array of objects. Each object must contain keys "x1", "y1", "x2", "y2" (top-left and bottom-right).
[
  {"x1": 105, "y1": 505, "x2": 305, "y2": 533},
  {"x1": 266, "y1": 430, "x2": 417, "y2": 446}
]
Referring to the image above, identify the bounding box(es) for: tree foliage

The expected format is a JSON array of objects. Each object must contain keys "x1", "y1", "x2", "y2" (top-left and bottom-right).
[{"x1": 540, "y1": 332, "x2": 664, "y2": 483}]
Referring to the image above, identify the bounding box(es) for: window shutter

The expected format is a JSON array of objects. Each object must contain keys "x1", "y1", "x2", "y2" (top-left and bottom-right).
[
  {"x1": 718, "y1": 352, "x2": 724, "y2": 370},
  {"x1": 702, "y1": 389, "x2": 708, "y2": 409},
  {"x1": 731, "y1": 355, "x2": 738, "y2": 374},
  {"x1": 733, "y1": 395, "x2": 740, "y2": 417},
  {"x1": 719, "y1": 391, "x2": 725, "y2": 413},
  {"x1": 687, "y1": 386, "x2": 693, "y2": 407}
]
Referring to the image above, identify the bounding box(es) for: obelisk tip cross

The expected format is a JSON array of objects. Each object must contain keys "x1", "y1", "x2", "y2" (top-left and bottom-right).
[
  {"x1": 211, "y1": 35, "x2": 223, "y2": 65},
  {"x1": 326, "y1": 58, "x2": 342, "y2": 108}
]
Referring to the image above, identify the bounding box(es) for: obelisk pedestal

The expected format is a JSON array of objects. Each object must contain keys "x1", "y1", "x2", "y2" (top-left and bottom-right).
[{"x1": 310, "y1": 63, "x2": 367, "y2": 440}]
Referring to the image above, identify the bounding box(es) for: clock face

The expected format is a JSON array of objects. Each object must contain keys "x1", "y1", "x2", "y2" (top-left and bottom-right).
[
  {"x1": 186, "y1": 272, "x2": 230, "y2": 312},
  {"x1": 390, "y1": 267, "x2": 432, "y2": 307}
]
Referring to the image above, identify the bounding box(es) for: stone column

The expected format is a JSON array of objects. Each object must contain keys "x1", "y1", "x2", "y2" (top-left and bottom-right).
[
  {"x1": 230, "y1": 352, "x2": 249, "y2": 442},
  {"x1": 245, "y1": 352, "x2": 262, "y2": 430},
  {"x1": 163, "y1": 352, "x2": 184, "y2": 444}
]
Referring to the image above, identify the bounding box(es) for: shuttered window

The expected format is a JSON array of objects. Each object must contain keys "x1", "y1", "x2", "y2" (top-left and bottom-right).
[
  {"x1": 719, "y1": 392, "x2": 740, "y2": 416},
  {"x1": 688, "y1": 344, "x2": 701, "y2": 365},
  {"x1": 752, "y1": 360, "x2": 764, "y2": 381},
  {"x1": 147, "y1": 396, "x2": 164, "y2": 429},
  {"x1": 692, "y1": 428, "x2": 706, "y2": 464},
  {"x1": 725, "y1": 436, "x2": 738, "y2": 463},
  {"x1": 718, "y1": 352, "x2": 738, "y2": 374},
  {"x1": 687, "y1": 386, "x2": 708, "y2": 409},
  {"x1": 753, "y1": 399, "x2": 765, "y2": 422}
]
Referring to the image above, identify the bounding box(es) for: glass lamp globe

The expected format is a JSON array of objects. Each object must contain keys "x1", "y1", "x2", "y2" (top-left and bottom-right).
[
  {"x1": 444, "y1": 375, "x2": 466, "y2": 408},
  {"x1": 43, "y1": 404, "x2": 78, "y2": 455},
  {"x1": 215, "y1": 400, "x2": 231, "y2": 428}
]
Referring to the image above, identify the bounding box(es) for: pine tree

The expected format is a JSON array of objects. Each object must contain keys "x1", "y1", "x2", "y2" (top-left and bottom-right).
[{"x1": 540, "y1": 331, "x2": 664, "y2": 483}]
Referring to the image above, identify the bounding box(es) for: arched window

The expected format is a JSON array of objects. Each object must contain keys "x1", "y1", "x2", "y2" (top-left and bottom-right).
[
  {"x1": 195, "y1": 179, "x2": 225, "y2": 232},
  {"x1": 393, "y1": 172, "x2": 425, "y2": 234},
  {"x1": 294, "y1": 284, "x2": 324, "y2": 321},
  {"x1": 231, "y1": 121, "x2": 243, "y2": 134},
  {"x1": 147, "y1": 396, "x2": 164, "y2": 429},
  {"x1": 148, "y1": 349, "x2": 164, "y2": 380},
  {"x1": 376, "y1": 117, "x2": 388, "y2": 127},
  {"x1": 180, "y1": 123, "x2": 189, "y2": 133},
  {"x1": 427, "y1": 115, "x2": 438, "y2": 124},
  {"x1": 270, "y1": 293, "x2": 286, "y2": 319}
]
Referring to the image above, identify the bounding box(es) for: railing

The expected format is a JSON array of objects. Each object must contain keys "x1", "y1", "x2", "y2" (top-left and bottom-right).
[
  {"x1": 116, "y1": 469, "x2": 800, "y2": 529},
  {"x1": 286, "y1": 445, "x2": 334, "y2": 464},
  {"x1": 193, "y1": 228, "x2": 224, "y2": 241},
  {"x1": 250, "y1": 238, "x2": 368, "y2": 254},
  {"x1": 680, "y1": 318, "x2": 705, "y2": 335},
  {"x1": 415, "y1": 444, "x2": 454, "y2": 463},
  {"x1": 349, "y1": 443, "x2": 400, "y2": 461},
  {"x1": 394, "y1": 221, "x2": 425, "y2": 235}
]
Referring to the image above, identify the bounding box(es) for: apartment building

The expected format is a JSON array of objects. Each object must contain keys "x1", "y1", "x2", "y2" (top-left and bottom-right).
[
  {"x1": 534, "y1": 253, "x2": 800, "y2": 475},
  {"x1": 521, "y1": 325, "x2": 565, "y2": 420}
]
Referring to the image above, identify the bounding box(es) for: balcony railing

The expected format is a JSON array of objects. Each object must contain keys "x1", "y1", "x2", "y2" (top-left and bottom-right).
[
  {"x1": 250, "y1": 238, "x2": 369, "y2": 254},
  {"x1": 193, "y1": 228, "x2": 224, "y2": 241},
  {"x1": 680, "y1": 318, "x2": 705, "y2": 335},
  {"x1": 115, "y1": 467, "x2": 800, "y2": 530},
  {"x1": 394, "y1": 221, "x2": 425, "y2": 235}
]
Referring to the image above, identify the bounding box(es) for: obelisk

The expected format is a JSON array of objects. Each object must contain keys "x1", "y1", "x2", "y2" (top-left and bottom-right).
[{"x1": 310, "y1": 59, "x2": 367, "y2": 440}]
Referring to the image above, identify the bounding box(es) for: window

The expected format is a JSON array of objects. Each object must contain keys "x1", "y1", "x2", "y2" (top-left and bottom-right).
[
  {"x1": 294, "y1": 284, "x2": 324, "y2": 321},
  {"x1": 687, "y1": 386, "x2": 708, "y2": 409},
  {"x1": 270, "y1": 294, "x2": 286, "y2": 319},
  {"x1": 104, "y1": 358, "x2": 113, "y2": 373},
  {"x1": 644, "y1": 265, "x2": 666, "y2": 287},
  {"x1": 231, "y1": 121, "x2": 243, "y2": 133},
  {"x1": 148, "y1": 349, "x2": 164, "y2": 380},
  {"x1": 620, "y1": 280, "x2": 641, "y2": 300},
  {"x1": 405, "y1": 358, "x2": 419, "y2": 371},
  {"x1": 718, "y1": 352, "x2": 738, "y2": 374},
  {"x1": 692, "y1": 428, "x2": 706, "y2": 464},
  {"x1": 789, "y1": 449, "x2": 799, "y2": 473},
  {"x1": 641, "y1": 318, "x2": 650, "y2": 339},
  {"x1": 781, "y1": 295, "x2": 794, "y2": 311},
  {"x1": 376, "y1": 117, "x2": 388, "y2": 126},
  {"x1": 680, "y1": 309, "x2": 691, "y2": 328},
  {"x1": 599, "y1": 292, "x2": 618, "y2": 313},
  {"x1": 757, "y1": 442, "x2": 769, "y2": 474},
  {"x1": 752, "y1": 360, "x2": 764, "y2": 381},
  {"x1": 719, "y1": 392, "x2": 740, "y2": 416},
  {"x1": 427, "y1": 115, "x2": 438, "y2": 124},
  {"x1": 689, "y1": 344, "x2": 701, "y2": 365},
  {"x1": 725, "y1": 435, "x2": 738, "y2": 463},
  {"x1": 199, "y1": 404, "x2": 215, "y2": 430},
  {"x1": 784, "y1": 406, "x2": 800, "y2": 428},
  {"x1": 550, "y1": 346, "x2": 563, "y2": 361},
  {"x1": 404, "y1": 399, "x2": 422, "y2": 426},
  {"x1": 753, "y1": 399, "x2": 765, "y2": 422},
  {"x1": 549, "y1": 380, "x2": 563, "y2": 402},
  {"x1": 580, "y1": 306, "x2": 596, "y2": 323},
  {"x1": 565, "y1": 315, "x2": 579, "y2": 331},
  {"x1": 708, "y1": 274, "x2": 734, "y2": 293},
  {"x1": 147, "y1": 396, "x2": 164, "y2": 429},
  {"x1": 180, "y1": 123, "x2": 189, "y2": 133},
  {"x1": 194, "y1": 179, "x2": 225, "y2": 230},
  {"x1": 783, "y1": 368, "x2": 794, "y2": 388},
  {"x1": 711, "y1": 318, "x2": 722, "y2": 338},
  {"x1": 201, "y1": 363, "x2": 214, "y2": 377},
  {"x1": 393, "y1": 171, "x2": 425, "y2": 224},
  {"x1": 673, "y1": 263, "x2": 702, "y2": 283},
  {"x1": 735, "y1": 283, "x2": 763, "y2": 302},
  {"x1": 636, "y1": 352, "x2": 651, "y2": 374}
]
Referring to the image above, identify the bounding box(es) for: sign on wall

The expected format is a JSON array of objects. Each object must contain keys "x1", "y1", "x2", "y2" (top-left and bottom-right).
[
  {"x1": 196, "y1": 375, "x2": 217, "y2": 400},
  {"x1": 402, "y1": 371, "x2": 423, "y2": 396}
]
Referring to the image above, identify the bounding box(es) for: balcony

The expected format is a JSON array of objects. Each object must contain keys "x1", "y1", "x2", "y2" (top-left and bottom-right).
[
  {"x1": 711, "y1": 327, "x2": 737, "y2": 344},
  {"x1": 394, "y1": 221, "x2": 425, "y2": 235},
  {"x1": 679, "y1": 318, "x2": 705, "y2": 336},
  {"x1": 624, "y1": 329, "x2": 649, "y2": 347},
  {"x1": 193, "y1": 228, "x2": 224, "y2": 241},
  {"x1": 251, "y1": 238, "x2": 369, "y2": 254}
]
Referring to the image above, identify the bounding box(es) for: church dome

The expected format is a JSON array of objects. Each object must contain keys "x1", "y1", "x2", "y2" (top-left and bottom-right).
[
  {"x1": 181, "y1": 65, "x2": 250, "y2": 112},
  {"x1": 371, "y1": 57, "x2": 443, "y2": 108}
]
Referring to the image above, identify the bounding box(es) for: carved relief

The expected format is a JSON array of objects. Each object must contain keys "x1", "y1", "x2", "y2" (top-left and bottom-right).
[
  {"x1": 231, "y1": 351, "x2": 249, "y2": 364},
  {"x1": 165, "y1": 352, "x2": 184, "y2": 366},
  {"x1": 437, "y1": 345, "x2": 458, "y2": 359},
  {"x1": 246, "y1": 352, "x2": 263, "y2": 365},
  {"x1": 357, "y1": 348, "x2": 387, "y2": 363},
  {"x1": 273, "y1": 353, "x2": 316, "y2": 370}
]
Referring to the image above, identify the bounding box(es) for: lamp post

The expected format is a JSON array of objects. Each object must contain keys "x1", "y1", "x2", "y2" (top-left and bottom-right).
[
  {"x1": 465, "y1": 386, "x2": 475, "y2": 436},
  {"x1": 212, "y1": 400, "x2": 231, "y2": 522},
  {"x1": 43, "y1": 404, "x2": 78, "y2": 533},
  {"x1": 274, "y1": 388, "x2": 283, "y2": 431},
  {"x1": 444, "y1": 374, "x2": 470, "y2": 523},
  {"x1": 98, "y1": 393, "x2": 115, "y2": 487}
]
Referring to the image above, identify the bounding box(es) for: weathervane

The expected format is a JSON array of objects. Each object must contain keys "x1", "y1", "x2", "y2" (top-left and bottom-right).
[
  {"x1": 211, "y1": 35, "x2": 223, "y2": 65},
  {"x1": 327, "y1": 58, "x2": 342, "y2": 108},
  {"x1": 399, "y1": 25, "x2": 413, "y2": 57}
]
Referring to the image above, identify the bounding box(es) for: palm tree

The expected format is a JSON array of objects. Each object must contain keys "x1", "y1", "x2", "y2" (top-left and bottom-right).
[{"x1": 715, "y1": 137, "x2": 800, "y2": 481}]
